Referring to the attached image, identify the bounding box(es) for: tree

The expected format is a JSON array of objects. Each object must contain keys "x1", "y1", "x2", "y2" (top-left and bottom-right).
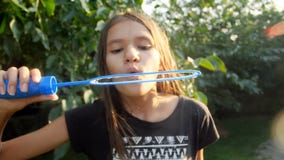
[{"x1": 147, "y1": 0, "x2": 284, "y2": 115}]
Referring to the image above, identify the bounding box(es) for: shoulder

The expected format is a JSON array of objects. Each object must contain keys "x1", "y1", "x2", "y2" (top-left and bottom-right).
[
  {"x1": 64, "y1": 99, "x2": 109, "y2": 154},
  {"x1": 179, "y1": 96, "x2": 220, "y2": 149},
  {"x1": 66, "y1": 99, "x2": 105, "y2": 115},
  {"x1": 178, "y1": 95, "x2": 210, "y2": 115},
  {"x1": 65, "y1": 99, "x2": 106, "y2": 125}
]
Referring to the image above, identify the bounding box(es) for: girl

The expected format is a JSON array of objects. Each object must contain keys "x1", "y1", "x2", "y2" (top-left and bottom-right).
[{"x1": 0, "y1": 9, "x2": 219, "y2": 160}]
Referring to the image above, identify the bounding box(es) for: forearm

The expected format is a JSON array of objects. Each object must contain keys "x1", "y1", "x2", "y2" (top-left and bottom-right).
[
  {"x1": 197, "y1": 149, "x2": 204, "y2": 160},
  {"x1": 0, "y1": 115, "x2": 69, "y2": 159}
]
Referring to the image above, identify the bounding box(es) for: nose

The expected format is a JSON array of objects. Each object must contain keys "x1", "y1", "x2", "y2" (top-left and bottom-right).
[{"x1": 124, "y1": 45, "x2": 140, "y2": 63}]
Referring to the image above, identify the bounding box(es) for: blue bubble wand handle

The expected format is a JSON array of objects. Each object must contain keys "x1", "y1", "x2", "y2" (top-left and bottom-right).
[{"x1": 1, "y1": 76, "x2": 58, "y2": 99}]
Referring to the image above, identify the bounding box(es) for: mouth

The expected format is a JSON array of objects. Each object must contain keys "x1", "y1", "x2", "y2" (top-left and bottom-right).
[
  {"x1": 110, "y1": 70, "x2": 160, "y2": 84},
  {"x1": 126, "y1": 72, "x2": 142, "y2": 81},
  {"x1": 125, "y1": 67, "x2": 141, "y2": 79},
  {"x1": 127, "y1": 67, "x2": 141, "y2": 73},
  {"x1": 109, "y1": 69, "x2": 143, "y2": 82}
]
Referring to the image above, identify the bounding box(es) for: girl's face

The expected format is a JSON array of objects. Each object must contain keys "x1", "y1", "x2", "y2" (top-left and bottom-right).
[{"x1": 106, "y1": 20, "x2": 161, "y2": 96}]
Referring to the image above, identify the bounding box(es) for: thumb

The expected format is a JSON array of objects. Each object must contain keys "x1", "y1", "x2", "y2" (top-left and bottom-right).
[
  {"x1": 1, "y1": 94, "x2": 59, "y2": 113},
  {"x1": 23, "y1": 94, "x2": 59, "y2": 105}
]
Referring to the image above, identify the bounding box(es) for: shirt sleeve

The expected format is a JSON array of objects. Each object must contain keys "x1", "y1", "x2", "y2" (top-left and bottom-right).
[
  {"x1": 65, "y1": 104, "x2": 93, "y2": 152},
  {"x1": 193, "y1": 100, "x2": 220, "y2": 150},
  {"x1": 64, "y1": 100, "x2": 107, "y2": 152}
]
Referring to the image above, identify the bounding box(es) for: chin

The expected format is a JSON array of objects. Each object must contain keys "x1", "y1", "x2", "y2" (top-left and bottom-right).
[{"x1": 115, "y1": 82, "x2": 157, "y2": 97}]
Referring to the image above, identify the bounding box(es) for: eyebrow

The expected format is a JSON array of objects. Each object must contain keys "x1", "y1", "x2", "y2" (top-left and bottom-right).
[
  {"x1": 107, "y1": 35, "x2": 154, "y2": 46},
  {"x1": 135, "y1": 36, "x2": 153, "y2": 43},
  {"x1": 107, "y1": 39, "x2": 124, "y2": 46}
]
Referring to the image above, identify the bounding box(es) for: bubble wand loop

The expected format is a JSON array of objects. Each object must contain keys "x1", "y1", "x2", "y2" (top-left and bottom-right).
[{"x1": 1, "y1": 70, "x2": 201, "y2": 99}]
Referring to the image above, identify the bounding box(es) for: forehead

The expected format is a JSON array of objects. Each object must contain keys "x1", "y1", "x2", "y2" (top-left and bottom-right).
[{"x1": 107, "y1": 20, "x2": 153, "y2": 44}]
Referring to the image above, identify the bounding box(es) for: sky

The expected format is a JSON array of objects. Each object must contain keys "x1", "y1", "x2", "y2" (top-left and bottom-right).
[{"x1": 273, "y1": 0, "x2": 284, "y2": 11}]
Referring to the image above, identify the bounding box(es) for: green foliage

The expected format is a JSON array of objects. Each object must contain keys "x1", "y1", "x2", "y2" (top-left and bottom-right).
[
  {"x1": 177, "y1": 54, "x2": 227, "y2": 104},
  {"x1": 148, "y1": 0, "x2": 284, "y2": 114}
]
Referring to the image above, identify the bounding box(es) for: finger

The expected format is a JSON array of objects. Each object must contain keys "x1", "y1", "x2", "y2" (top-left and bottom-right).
[
  {"x1": 18, "y1": 66, "x2": 30, "y2": 92},
  {"x1": 7, "y1": 67, "x2": 18, "y2": 96},
  {"x1": 30, "y1": 68, "x2": 41, "y2": 83},
  {"x1": 0, "y1": 70, "x2": 7, "y2": 95}
]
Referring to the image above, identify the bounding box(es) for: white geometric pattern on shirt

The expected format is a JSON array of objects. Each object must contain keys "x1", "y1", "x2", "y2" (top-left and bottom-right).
[{"x1": 113, "y1": 135, "x2": 189, "y2": 160}]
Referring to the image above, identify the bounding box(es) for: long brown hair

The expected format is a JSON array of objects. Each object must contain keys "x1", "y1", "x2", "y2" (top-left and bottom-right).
[{"x1": 97, "y1": 9, "x2": 182, "y2": 159}]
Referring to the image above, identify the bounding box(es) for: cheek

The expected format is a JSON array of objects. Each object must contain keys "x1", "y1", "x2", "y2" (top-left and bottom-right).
[
  {"x1": 150, "y1": 50, "x2": 161, "y2": 69},
  {"x1": 106, "y1": 54, "x2": 120, "y2": 73},
  {"x1": 107, "y1": 54, "x2": 130, "y2": 75}
]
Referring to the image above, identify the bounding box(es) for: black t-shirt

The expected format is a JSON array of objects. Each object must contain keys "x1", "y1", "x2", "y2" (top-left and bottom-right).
[{"x1": 65, "y1": 96, "x2": 219, "y2": 160}]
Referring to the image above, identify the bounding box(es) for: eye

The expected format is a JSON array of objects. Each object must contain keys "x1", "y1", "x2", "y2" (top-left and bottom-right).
[
  {"x1": 137, "y1": 45, "x2": 152, "y2": 50},
  {"x1": 110, "y1": 48, "x2": 123, "y2": 54}
]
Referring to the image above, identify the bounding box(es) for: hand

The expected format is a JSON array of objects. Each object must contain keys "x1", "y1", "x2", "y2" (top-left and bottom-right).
[{"x1": 0, "y1": 66, "x2": 58, "y2": 114}]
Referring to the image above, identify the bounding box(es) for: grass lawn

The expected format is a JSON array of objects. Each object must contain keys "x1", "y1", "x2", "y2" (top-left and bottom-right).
[{"x1": 205, "y1": 116, "x2": 273, "y2": 160}]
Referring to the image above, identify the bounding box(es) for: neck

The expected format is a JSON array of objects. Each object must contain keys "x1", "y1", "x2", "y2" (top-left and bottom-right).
[
  {"x1": 122, "y1": 92, "x2": 160, "y2": 113},
  {"x1": 122, "y1": 93, "x2": 179, "y2": 122}
]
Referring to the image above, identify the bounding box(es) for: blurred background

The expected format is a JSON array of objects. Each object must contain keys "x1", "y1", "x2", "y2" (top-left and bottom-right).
[{"x1": 1, "y1": 0, "x2": 283, "y2": 159}]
